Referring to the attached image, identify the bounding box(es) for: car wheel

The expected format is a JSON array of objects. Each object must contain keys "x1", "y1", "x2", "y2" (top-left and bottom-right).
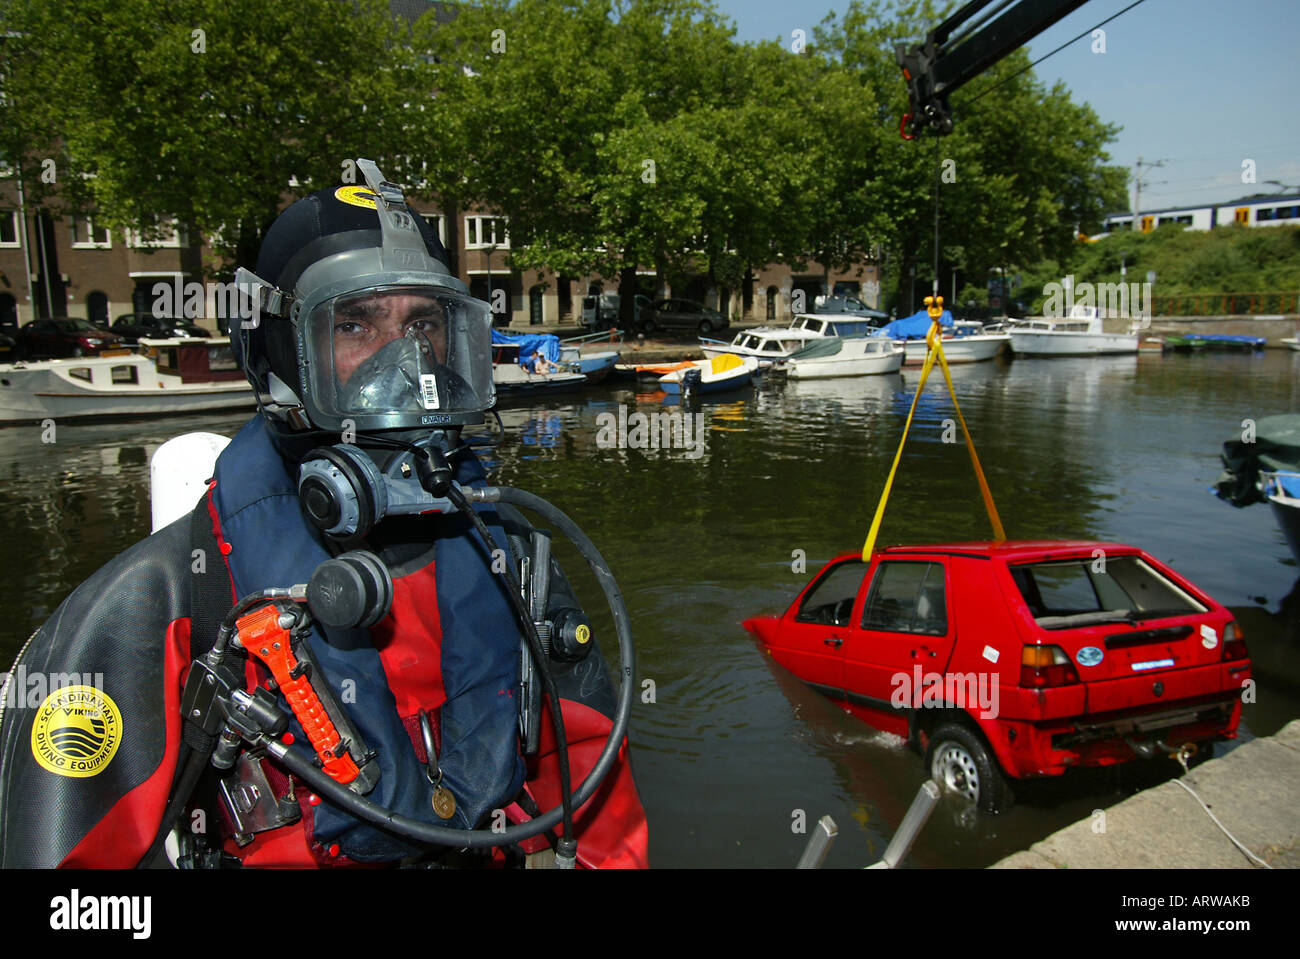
[
  {"x1": 72, "y1": 347, "x2": 84, "y2": 358},
  {"x1": 926, "y1": 722, "x2": 1012, "y2": 814},
  {"x1": 641, "y1": 318, "x2": 657, "y2": 335},
  {"x1": 699, "y1": 319, "x2": 714, "y2": 334}
]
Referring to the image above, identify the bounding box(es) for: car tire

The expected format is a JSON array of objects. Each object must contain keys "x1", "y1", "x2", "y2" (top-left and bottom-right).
[
  {"x1": 926, "y1": 722, "x2": 1013, "y2": 814},
  {"x1": 72, "y1": 347, "x2": 84, "y2": 358},
  {"x1": 699, "y1": 319, "x2": 714, "y2": 334},
  {"x1": 640, "y1": 319, "x2": 657, "y2": 335}
]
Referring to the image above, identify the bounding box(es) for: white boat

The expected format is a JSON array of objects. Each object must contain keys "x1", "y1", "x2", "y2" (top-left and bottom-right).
[
  {"x1": 785, "y1": 336, "x2": 904, "y2": 379},
  {"x1": 789, "y1": 314, "x2": 883, "y2": 338},
  {"x1": 700, "y1": 326, "x2": 826, "y2": 367},
  {"x1": 658, "y1": 353, "x2": 757, "y2": 394},
  {"x1": 0, "y1": 338, "x2": 254, "y2": 424},
  {"x1": 559, "y1": 346, "x2": 619, "y2": 384},
  {"x1": 1261, "y1": 471, "x2": 1300, "y2": 565},
  {"x1": 1281, "y1": 337, "x2": 1299, "y2": 351},
  {"x1": 1009, "y1": 307, "x2": 1139, "y2": 356},
  {"x1": 898, "y1": 324, "x2": 1010, "y2": 365}
]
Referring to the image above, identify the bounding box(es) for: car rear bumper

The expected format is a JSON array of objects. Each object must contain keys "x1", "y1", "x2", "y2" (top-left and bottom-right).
[{"x1": 983, "y1": 683, "x2": 1248, "y2": 779}]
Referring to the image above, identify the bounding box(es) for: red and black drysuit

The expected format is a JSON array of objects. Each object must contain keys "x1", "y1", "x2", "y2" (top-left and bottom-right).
[{"x1": 0, "y1": 416, "x2": 648, "y2": 867}]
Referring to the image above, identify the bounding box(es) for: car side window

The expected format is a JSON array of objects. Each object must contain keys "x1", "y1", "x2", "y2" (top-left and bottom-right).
[
  {"x1": 861, "y1": 561, "x2": 948, "y2": 635},
  {"x1": 795, "y1": 560, "x2": 867, "y2": 627}
]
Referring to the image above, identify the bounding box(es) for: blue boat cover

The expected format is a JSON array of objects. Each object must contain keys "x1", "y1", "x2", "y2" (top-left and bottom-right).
[
  {"x1": 1275, "y1": 472, "x2": 1300, "y2": 498},
  {"x1": 878, "y1": 308, "x2": 955, "y2": 340},
  {"x1": 491, "y1": 329, "x2": 561, "y2": 368}
]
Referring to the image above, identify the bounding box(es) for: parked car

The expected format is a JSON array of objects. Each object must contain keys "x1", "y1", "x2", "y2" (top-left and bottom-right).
[
  {"x1": 810, "y1": 294, "x2": 889, "y2": 323},
  {"x1": 12, "y1": 318, "x2": 125, "y2": 359},
  {"x1": 581, "y1": 292, "x2": 653, "y2": 330},
  {"x1": 110, "y1": 313, "x2": 211, "y2": 344},
  {"x1": 744, "y1": 540, "x2": 1251, "y2": 813},
  {"x1": 637, "y1": 298, "x2": 728, "y2": 335},
  {"x1": 0, "y1": 333, "x2": 15, "y2": 362}
]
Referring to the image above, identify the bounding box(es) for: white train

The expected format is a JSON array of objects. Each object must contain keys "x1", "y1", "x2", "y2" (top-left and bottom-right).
[{"x1": 1102, "y1": 192, "x2": 1300, "y2": 233}]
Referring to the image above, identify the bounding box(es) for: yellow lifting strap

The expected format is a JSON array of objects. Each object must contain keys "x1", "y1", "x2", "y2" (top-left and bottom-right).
[{"x1": 862, "y1": 297, "x2": 1005, "y2": 560}]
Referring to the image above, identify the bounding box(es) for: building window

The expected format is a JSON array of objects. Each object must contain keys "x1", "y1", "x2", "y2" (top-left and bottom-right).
[
  {"x1": 465, "y1": 215, "x2": 509, "y2": 249},
  {"x1": 0, "y1": 209, "x2": 19, "y2": 247},
  {"x1": 125, "y1": 218, "x2": 182, "y2": 248},
  {"x1": 420, "y1": 213, "x2": 447, "y2": 247},
  {"x1": 70, "y1": 216, "x2": 112, "y2": 249}
]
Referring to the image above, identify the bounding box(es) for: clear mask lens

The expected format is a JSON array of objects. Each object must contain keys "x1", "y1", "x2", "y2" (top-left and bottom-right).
[{"x1": 306, "y1": 287, "x2": 495, "y2": 423}]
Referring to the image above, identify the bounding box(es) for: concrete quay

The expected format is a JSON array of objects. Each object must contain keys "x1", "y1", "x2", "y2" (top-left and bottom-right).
[{"x1": 992, "y1": 720, "x2": 1300, "y2": 869}]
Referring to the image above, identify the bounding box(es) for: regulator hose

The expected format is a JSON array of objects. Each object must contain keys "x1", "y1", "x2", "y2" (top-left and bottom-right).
[{"x1": 262, "y1": 485, "x2": 635, "y2": 851}]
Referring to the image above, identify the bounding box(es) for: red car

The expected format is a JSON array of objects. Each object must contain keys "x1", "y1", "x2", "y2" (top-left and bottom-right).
[
  {"x1": 744, "y1": 541, "x2": 1252, "y2": 812},
  {"x1": 13, "y1": 318, "x2": 124, "y2": 359}
]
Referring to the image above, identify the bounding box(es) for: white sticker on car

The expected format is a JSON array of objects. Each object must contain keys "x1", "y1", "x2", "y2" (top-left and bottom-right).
[
  {"x1": 982, "y1": 645, "x2": 999, "y2": 664},
  {"x1": 1200, "y1": 624, "x2": 1218, "y2": 649}
]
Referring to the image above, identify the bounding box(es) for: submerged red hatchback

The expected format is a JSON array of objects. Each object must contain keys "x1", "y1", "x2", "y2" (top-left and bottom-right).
[{"x1": 744, "y1": 541, "x2": 1252, "y2": 812}]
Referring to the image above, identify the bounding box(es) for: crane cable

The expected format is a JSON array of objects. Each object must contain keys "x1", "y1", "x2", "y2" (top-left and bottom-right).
[{"x1": 861, "y1": 303, "x2": 1006, "y2": 560}]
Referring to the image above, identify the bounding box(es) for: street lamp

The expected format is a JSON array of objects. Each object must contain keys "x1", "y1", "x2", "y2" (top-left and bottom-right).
[{"x1": 485, "y1": 243, "x2": 498, "y2": 325}]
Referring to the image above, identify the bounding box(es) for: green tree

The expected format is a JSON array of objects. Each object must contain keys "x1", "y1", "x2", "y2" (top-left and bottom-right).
[{"x1": 0, "y1": 0, "x2": 414, "y2": 273}]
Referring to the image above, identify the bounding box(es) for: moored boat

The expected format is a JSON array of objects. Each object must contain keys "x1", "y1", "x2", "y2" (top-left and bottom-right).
[
  {"x1": 491, "y1": 330, "x2": 587, "y2": 394},
  {"x1": 877, "y1": 309, "x2": 1009, "y2": 365},
  {"x1": 658, "y1": 353, "x2": 757, "y2": 394},
  {"x1": 1214, "y1": 413, "x2": 1300, "y2": 564},
  {"x1": 0, "y1": 338, "x2": 253, "y2": 424},
  {"x1": 1008, "y1": 307, "x2": 1139, "y2": 356},
  {"x1": 1261, "y1": 471, "x2": 1300, "y2": 565},
  {"x1": 700, "y1": 326, "x2": 826, "y2": 367},
  {"x1": 784, "y1": 336, "x2": 904, "y2": 379}
]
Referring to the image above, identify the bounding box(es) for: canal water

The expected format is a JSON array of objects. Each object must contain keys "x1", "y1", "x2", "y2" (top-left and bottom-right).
[{"x1": 1, "y1": 348, "x2": 1297, "y2": 867}]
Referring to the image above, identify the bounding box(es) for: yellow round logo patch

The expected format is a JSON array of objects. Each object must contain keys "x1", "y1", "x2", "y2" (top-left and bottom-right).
[
  {"x1": 31, "y1": 685, "x2": 122, "y2": 778},
  {"x1": 575, "y1": 624, "x2": 591, "y2": 645},
  {"x1": 335, "y1": 186, "x2": 379, "y2": 210}
]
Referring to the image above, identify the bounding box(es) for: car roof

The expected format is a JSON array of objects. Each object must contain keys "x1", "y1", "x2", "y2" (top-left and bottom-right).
[{"x1": 828, "y1": 541, "x2": 1142, "y2": 564}]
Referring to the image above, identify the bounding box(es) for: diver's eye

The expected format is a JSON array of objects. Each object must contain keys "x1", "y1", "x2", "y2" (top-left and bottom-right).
[
  {"x1": 407, "y1": 316, "x2": 446, "y2": 335},
  {"x1": 334, "y1": 320, "x2": 369, "y2": 337}
]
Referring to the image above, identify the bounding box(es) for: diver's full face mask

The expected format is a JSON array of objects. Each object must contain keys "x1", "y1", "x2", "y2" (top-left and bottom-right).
[{"x1": 303, "y1": 285, "x2": 495, "y2": 431}]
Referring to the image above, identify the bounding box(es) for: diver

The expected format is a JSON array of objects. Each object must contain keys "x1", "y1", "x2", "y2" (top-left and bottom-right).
[{"x1": 0, "y1": 161, "x2": 648, "y2": 868}]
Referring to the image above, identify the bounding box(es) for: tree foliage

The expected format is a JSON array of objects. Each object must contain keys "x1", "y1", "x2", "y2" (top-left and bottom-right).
[{"x1": 1, "y1": 0, "x2": 1130, "y2": 307}]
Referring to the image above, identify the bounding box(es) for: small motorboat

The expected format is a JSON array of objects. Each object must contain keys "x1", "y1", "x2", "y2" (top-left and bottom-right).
[
  {"x1": 0, "y1": 337, "x2": 253, "y2": 424},
  {"x1": 1281, "y1": 336, "x2": 1299, "y2": 351},
  {"x1": 877, "y1": 310, "x2": 1009, "y2": 365},
  {"x1": 1214, "y1": 413, "x2": 1300, "y2": 564},
  {"x1": 783, "y1": 335, "x2": 903, "y2": 379},
  {"x1": 658, "y1": 353, "x2": 757, "y2": 395},
  {"x1": 700, "y1": 326, "x2": 826, "y2": 368},
  {"x1": 491, "y1": 330, "x2": 587, "y2": 394}
]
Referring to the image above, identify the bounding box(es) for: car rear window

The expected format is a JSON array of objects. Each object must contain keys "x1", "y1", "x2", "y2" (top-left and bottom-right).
[{"x1": 1010, "y1": 556, "x2": 1207, "y2": 629}]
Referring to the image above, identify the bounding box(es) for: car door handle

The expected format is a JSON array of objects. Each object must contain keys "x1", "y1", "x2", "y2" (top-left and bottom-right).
[{"x1": 822, "y1": 637, "x2": 843, "y2": 648}]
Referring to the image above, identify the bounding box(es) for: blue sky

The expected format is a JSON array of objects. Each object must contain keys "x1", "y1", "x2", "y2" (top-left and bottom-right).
[{"x1": 712, "y1": 0, "x2": 1300, "y2": 214}]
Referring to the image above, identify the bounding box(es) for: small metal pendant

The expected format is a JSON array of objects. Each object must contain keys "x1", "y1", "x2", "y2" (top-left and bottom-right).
[{"x1": 431, "y1": 785, "x2": 457, "y2": 820}]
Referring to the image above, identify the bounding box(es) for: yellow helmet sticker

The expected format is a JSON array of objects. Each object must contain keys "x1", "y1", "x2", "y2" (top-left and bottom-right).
[
  {"x1": 335, "y1": 186, "x2": 379, "y2": 210},
  {"x1": 31, "y1": 685, "x2": 122, "y2": 778}
]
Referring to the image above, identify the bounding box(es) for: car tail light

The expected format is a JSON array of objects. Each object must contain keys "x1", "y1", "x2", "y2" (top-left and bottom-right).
[
  {"x1": 1020, "y1": 644, "x2": 1079, "y2": 688},
  {"x1": 1222, "y1": 621, "x2": 1248, "y2": 661}
]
